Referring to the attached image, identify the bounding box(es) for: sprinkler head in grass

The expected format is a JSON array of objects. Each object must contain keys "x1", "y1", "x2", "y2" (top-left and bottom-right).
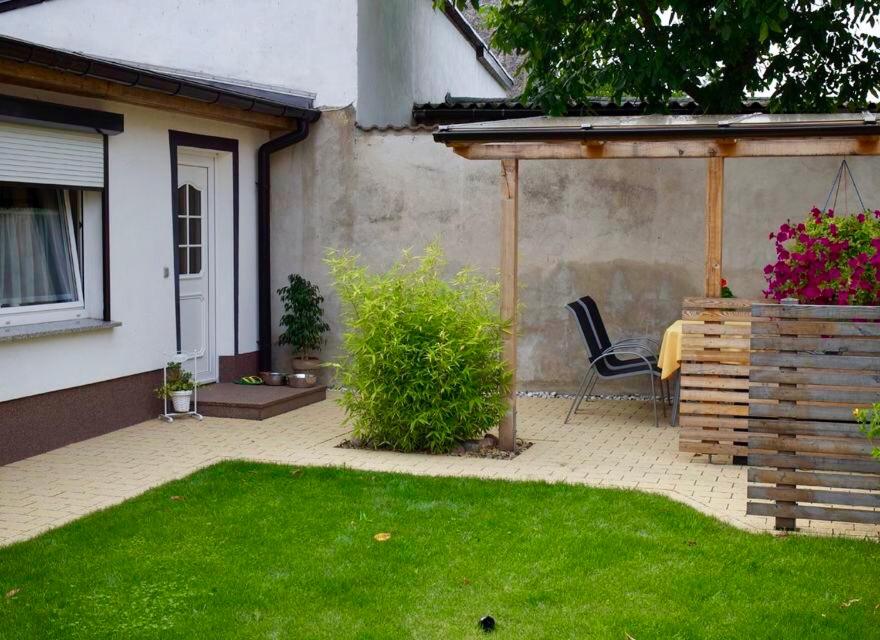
[{"x1": 478, "y1": 615, "x2": 496, "y2": 632}]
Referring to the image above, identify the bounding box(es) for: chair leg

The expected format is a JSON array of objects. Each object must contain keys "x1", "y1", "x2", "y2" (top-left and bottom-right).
[
  {"x1": 649, "y1": 373, "x2": 659, "y2": 428},
  {"x1": 565, "y1": 369, "x2": 591, "y2": 424}
]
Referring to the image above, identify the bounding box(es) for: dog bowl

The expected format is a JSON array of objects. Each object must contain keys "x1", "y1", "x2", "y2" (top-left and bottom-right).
[
  {"x1": 287, "y1": 372, "x2": 317, "y2": 388},
  {"x1": 259, "y1": 371, "x2": 286, "y2": 386}
]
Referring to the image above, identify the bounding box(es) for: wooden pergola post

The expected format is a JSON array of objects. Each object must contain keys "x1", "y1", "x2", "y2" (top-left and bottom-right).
[
  {"x1": 499, "y1": 159, "x2": 519, "y2": 451},
  {"x1": 704, "y1": 156, "x2": 725, "y2": 297}
]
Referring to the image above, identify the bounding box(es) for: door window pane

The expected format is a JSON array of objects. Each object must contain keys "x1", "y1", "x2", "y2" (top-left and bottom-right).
[
  {"x1": 189, "y1": 247, "x2": 202, "y2": 274},
  {"x1": 177, "y1": 246, "x2": 188, "y2": 275},
  {"x1": 188, "y1": 217, "x2": 201, "y2": 245},
  {"x1": 0, "y1": 186, "x2": 81, "y2": 308},
  {"x1": 177, "y1": 184, "x2": 202, "y2": 275}
]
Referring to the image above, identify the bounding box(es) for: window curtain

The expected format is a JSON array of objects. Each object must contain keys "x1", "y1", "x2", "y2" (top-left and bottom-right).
[{"x1": 0, "y1": 187, "x2": 78, "y2": 308}]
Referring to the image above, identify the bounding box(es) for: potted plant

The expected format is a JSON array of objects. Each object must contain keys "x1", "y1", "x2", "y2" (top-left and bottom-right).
[
  {"x1": 277, "y1": 274, "x2": 330, "y2": 371},
  {"x1": 155, "y1": 362, "x2": 197, "y2": 413}
]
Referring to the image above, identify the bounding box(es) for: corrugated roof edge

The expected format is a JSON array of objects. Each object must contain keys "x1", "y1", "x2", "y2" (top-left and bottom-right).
[
  {"x1": 415, "y1": 96, "x2": 878, "y2": 125},
  {"x1": 0, "y1": 34, "x2": 321, "y2": 122},
  {"x1": 432, "y1": 113, "x2": 880, "y2": 144}
]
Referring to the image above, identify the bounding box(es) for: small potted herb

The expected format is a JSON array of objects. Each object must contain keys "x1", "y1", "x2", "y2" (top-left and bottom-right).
[
  {"x1": 155, "y1": 362, "x2": 197, "y2": 413},
  {"x1": 277, "y1": 274, "x2": 330, "y2": 371}
]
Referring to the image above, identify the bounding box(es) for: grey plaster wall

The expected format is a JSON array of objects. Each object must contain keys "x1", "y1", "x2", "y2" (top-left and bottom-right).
[{"x1": 271, "y1": 108, "x2": 880, "y2": 391}]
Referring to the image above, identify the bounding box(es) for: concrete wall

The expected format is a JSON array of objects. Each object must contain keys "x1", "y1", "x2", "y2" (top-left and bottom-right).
[
  {"x1": 0, "y1": 83, "x2": 267, "y2": 401},
  {"x1": 356, "y1": 0, "x2": 508, "y2": 126},
  {"x1": 0, "y1": 0, "x2": 358, "y2": 107},
  {"x1": 271, "y1": 108, "x2": 880, "y2": 392}
]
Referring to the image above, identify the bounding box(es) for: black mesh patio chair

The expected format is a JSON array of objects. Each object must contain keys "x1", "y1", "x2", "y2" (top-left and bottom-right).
[{"x1": 565, "y1": 296, "x2": 665, "y2": 427}]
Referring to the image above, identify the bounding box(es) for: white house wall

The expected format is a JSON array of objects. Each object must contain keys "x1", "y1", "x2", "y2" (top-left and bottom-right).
[
  {"x1": 0, "y1": 83, "x2": 267, "y2": 402},
  {"x1": 0, "y1": 0, "x2": 358, "y2": 108},
  {"x1": 357, "y1": 0, "x2": 509, "y2": 126}
]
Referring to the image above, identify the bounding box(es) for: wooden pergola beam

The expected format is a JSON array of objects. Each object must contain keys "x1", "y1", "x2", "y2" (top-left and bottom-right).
[
  {"x1": 499, "y1": 159, "x2": 519, "y2": 451},
  {"x1": 704, "y1": 157, "x2": 724, "y2": 297},
  {"x1": 0, "y1": 59, "x2": 294, "y2": 130},
  {"x1": 451, "y1": 136, "x2": 880, "y2": 160}
]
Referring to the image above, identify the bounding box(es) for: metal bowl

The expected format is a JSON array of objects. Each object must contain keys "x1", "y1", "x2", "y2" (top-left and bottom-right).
[
  {"x1": 259, "y1": 371, "x2": 286, "y2": 386},
  {"x1": 287, "y1": 372, "x2": 317, "y2": 388}
]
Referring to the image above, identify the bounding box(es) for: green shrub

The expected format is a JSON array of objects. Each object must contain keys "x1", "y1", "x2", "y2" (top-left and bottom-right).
[
  {"x1": 325, "y1": 243, "x2": 512, "y2": 453},
  {"x1": 855, "y1": 404, "x2": 880, "y2": 458},
  {"x1": 277, "y1": 274, "x2": 330, "y2": 356}
]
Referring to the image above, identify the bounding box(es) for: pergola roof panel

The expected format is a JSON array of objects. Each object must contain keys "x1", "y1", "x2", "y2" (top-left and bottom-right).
[{"x1": 434, "y1": 112, "x2": 880, "y2": 144}]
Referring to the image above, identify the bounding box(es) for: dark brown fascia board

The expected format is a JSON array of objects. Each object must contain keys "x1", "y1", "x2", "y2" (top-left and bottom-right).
[
  {"x1": 0, "y1": 0, "x2": 53, "y2": 13},
  {"x1": 433, "y1": 121, "x2": 880, "y2": 144},
  {"x1": 0, "y1": 92, "x2": 123, "y2": 134},
  {"x1": 0, "y1": 35, "x2": 321, "y2": 122}
]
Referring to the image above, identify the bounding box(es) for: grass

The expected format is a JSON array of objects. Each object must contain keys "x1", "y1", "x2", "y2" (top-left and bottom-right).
[{"x1": 1, "y1": 462, "x2": 878, "y2": 639}]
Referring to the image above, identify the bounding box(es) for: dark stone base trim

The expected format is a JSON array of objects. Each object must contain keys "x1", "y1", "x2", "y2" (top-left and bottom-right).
[
  {"x1": 0, "y1": 369, "x2": 163, "y2": 465},
  {"x1": 218, "y1": 351, "x2": 259, "y2": 383}
]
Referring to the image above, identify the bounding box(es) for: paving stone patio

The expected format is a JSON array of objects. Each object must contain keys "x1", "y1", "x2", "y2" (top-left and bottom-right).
[{"x1": 1, "y1": 392, "x2": 878, "y2": 547}]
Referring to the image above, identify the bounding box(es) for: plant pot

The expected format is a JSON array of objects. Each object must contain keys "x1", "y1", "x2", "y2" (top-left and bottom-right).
[
  {"x1": 288, "y1": 372, "x2": 318, "y2": 388},
  {"x1": 170, "y1": 390, "x2": 192, "y2": 413},
  {"x1": 291, "y1": 356, "x2": 321, "y2": 372}
]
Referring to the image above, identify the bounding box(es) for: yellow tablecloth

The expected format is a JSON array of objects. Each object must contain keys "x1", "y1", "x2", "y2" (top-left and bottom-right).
[{"x1": 658, "y1": 320, "x2": 683, "y2": 380}]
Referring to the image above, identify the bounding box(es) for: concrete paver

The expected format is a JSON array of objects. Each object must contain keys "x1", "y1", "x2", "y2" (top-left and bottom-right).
[{"x1": 1, "y1": 392, "x2": 878, "y2": 546}]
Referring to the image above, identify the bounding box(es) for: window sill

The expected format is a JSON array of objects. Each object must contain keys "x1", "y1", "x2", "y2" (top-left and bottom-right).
[{"x1": 0, "y1": 318, "x2": 121, "y2": 343}]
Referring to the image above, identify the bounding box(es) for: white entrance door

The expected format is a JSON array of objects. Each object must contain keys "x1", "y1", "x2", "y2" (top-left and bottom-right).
[{"x1": 177, "y1": 153, "x2": 217, "y2": 382}]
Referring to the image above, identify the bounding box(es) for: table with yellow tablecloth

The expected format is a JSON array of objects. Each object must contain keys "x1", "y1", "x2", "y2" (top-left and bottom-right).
[{"x1": 657, "y1": 319, "x2": 684, "y2": 380}]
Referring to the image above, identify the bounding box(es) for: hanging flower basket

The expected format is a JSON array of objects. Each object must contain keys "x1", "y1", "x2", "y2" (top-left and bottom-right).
[{"x1": 763, "y1": 160, "x2": 880, "y2": 305}]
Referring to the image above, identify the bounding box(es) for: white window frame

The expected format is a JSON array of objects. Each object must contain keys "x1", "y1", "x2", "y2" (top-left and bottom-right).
[
  {"x1": 177, "y1": 182, "x2": 204, "y2": 280},
  {"x1": 0, "y1": 188, "x2": 87, "y2": 326}
]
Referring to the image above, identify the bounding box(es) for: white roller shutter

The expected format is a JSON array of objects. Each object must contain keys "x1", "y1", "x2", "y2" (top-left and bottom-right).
[{"x1": 0, "y1": 121, "x2": 104, "y2": 188}]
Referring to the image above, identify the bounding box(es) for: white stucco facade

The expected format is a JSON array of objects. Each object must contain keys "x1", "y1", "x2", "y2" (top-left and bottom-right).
[
  {"x1": 356, "y1": 0, "x2": 509, "y2": 126},
  {"x1": 0, "y1": 0, "x2": 358, "y2": 107},
  {"x1": 0, "y1": 0, "x2": 509, "y2": 122},
  {"x1": 0, "y1": 83, "x2": 267, "y2": 402}
]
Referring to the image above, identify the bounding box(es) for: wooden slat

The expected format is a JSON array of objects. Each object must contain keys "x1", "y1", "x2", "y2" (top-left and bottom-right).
[
  {"x1": 681, "y1": 350, "x2": 750, "y2": 364},
  {"x1": 680, "y1": 389, "x2": 749, "y2": 403},
  {"x1": 749, "y1": 403, "x2": 867, "y2": 422},
  {"x1": 750, "y1": 352, "x2": 880, "y2": 370},
  {"x1": 683, "y1": 337, "x2": 751, "y2": 349},
  {"x1": 681, "y1": 375, "x2": 749, "y2": 390},
  {"x1": 679, "y1": 414, "x2": 748, "y2": 430},
  {"x1": 750, "y1": 369, "x2": 880, "y2": 387},
  {"x1": 680, "y1": 401, "x2": 749, "y2": 416},
  {"x1": 749, "y1": 434, "x2": 876, "y2": 456},
  {"x1": 752, "y1": 336, "x2": 880, "y2": 353},
  {"x1": 680, "y1": 428, "x2": 748, "y2": 442},
  {"x1": 750, "y1": 386, "x2": 880, "y2": 405},
  {"x1": 746, "y1": 501, "x2": 880, "y2": 525},
  {"x1": 680, "y1": 362, "x2": 749, "y2": 377},
  {"x1": 748, "y1": 468, "x2": 880, "y2": 491},
  {"x1": 682, "y1": 309, "x2": 753, "y2": 322},
  {"x1": 749, "y1": 453, "x2": 880, "y2": 474},
  {"x1": 682, "y1": 323, "x2": 752, "y2": 336},
  {"x1": 752, "y1": 320, "x2": 880, "y2": 337},
  {"x1": 680, "y1": 441, "x2": 749, "y2": 456},
  {"x1": 752, "y1": 304, "x2": 880, "y2": 320},
  {"x1": 748, "y1": 418, "x2": 866, "y2": 438},
  {"x1": 748, "y1": 485, "x2": 880, "y2": 508}
]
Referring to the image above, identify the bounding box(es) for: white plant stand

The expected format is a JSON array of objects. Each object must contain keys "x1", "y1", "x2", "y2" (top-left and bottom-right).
[{"x1": 158, "y1": 351, "x2": 204, "y2": 422}]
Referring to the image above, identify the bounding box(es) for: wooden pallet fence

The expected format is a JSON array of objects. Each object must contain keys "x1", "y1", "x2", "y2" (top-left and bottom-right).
[
  {"x1": 678, "y1": 297, "x2": 768, "y2": 458},
  {"x1": 747, "y1": 302, "x2": 880, "y2": 530}
]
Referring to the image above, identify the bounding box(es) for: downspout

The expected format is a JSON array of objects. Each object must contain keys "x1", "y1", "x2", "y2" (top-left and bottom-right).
[{"x1": 257, "y1": 120, "x2": 311, "y2": 371}]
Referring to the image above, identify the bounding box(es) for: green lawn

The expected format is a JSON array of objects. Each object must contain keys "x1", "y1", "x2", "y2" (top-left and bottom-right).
[{"x1": 1, "y1": 462, "x2": 878, "y2": 639}]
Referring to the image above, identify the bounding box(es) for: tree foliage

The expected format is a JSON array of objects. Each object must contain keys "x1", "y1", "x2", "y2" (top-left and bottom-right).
[{"x1": 441, "y1": 0, "x2": 880, "y2": 114}]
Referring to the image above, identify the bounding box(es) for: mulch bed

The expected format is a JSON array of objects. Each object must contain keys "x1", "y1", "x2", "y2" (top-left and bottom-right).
[{"x1": 337, "y1": 435, "x2": 533, "y2": 460}]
